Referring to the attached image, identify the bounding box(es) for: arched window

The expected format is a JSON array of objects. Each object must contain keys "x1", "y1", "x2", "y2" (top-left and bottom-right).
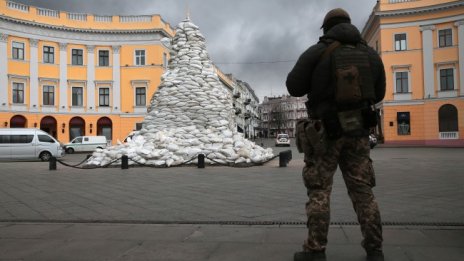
[
  {"x1": 97, "y1": 117, "x2": 112, "y2": 142},
  {"x1": 438, "y1": 104, "x2": 458, "y2": 132},
  {"x1": 10, "y1": 115, "x2": 27, "y2": 128},
  {"x1": 40, "y1": 116, "x2": 57, "y2": 138},
  {"x1": 69, "y1": 117, "x2": 85, "y2": 141}
]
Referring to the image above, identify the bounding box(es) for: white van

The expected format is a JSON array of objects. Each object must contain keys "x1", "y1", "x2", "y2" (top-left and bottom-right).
[
  {"x1": 0, "y1": 128, "x2": 64, "y2": 161},
  {"x1": 64, "y1": 136, "x2": 107, "y2": 154}
]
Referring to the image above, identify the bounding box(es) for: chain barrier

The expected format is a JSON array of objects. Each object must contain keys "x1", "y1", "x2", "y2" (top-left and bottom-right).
[{"x1": 50, "y1": 151, "x2": 285, "y2": 170}]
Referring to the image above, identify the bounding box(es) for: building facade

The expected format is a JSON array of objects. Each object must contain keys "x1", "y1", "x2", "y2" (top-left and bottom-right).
[
  {"x1": 0, "y1": 0, "x2": 243, "y2": 144},
  {"x1": 362, "y1": 0, "x2": 464, "y2": 146},
  {"x1": 236, "y1": 80, "x2": 260, "y2": 139},
  {"x1": 259, "y1": 95, "x2": 308, "y2": 138},
  {"x1": 217, "y1": 72, "x2": 260, "y2": 139}
]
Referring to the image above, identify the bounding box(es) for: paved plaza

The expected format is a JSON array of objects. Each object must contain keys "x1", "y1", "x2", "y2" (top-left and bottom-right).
[{"x1": 0, "y1": 140, "x2": 463, "y2": 260}]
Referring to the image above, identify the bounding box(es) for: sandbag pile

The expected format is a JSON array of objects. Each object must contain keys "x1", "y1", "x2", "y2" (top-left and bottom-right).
[{"x1": 87, "y1": 18, "x2": 273, "y2": 167}]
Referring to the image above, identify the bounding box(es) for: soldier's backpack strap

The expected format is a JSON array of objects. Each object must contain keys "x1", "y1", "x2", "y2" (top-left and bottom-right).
[{"x1": 320, "y1": 40, "x2": 341, "y2": 62}]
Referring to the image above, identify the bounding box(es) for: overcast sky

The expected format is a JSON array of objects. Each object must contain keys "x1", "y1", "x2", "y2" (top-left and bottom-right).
[{"x1": 15, "y1": 0, "x2": 377, "y2": 101}]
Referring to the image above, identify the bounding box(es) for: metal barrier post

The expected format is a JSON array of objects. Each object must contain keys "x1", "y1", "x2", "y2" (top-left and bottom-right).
[
  {"x1": 279, "y1": 150, "x2": 292, "y2": 167},
  {"x1": 49, "y1": 156, "x2": 57, "y2": 170},
  {"x1": 198, "y1": 154, "x2": 205, "y2": 168},
  {"x1": 121, "y1": 155, "x2": 129, "y2": 169}
]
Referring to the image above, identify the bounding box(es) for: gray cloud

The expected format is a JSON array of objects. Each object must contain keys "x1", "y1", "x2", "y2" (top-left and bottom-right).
[{"x1": 14, "y1": 0, "x2": 377, "y2": 101}]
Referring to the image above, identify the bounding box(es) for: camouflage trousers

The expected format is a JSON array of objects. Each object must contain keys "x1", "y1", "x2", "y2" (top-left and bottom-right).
[{"x1": 302, "y1": 135, "x2": 383, "y2": 252}]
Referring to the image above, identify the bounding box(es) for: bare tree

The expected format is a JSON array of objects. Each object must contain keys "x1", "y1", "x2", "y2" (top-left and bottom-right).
[{"x1": 270, "y1": 103, "x2": 287, "y2": 136}]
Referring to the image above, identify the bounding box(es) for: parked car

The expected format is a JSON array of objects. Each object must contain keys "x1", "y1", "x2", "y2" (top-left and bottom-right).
[
  {"x1": 64, "y1": 136, "x2": 107, "y2": 154},
  {"x1": 275, "y1": 133, "x2": 291, "y2": 147},
  {"x1": 369, "y1": 134, "x2": 378, "y2": 149},
  {"x1": 0, "y1": 128, "x2": 64, "y2": 161}
]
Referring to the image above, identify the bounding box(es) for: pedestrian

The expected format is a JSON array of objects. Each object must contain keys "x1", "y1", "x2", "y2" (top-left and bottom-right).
[{"x1": 286, "y1": 8, "x2": 386, "y2": 261}]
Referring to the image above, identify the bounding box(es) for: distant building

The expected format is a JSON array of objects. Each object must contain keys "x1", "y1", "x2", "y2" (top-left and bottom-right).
[
  {"x1": 362, "y1": 0, "x2": 464, "y2": 146},
  {"x1": 259, "y1": 95, "x2": 308, "y2": 138},
  {"x1": 218, "y1": 72, "x2": 260, "y2": 138}
]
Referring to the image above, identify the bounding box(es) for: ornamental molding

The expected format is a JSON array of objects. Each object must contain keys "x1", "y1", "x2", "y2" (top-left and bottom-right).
[
  {"x1": 376, "y1": 1, "x2": 464, "y2": 17},
  {"x1": 0, "y1": 16, "x2": 167, "y2": 44},
  {"x1": 7, "y1": 74, "x2": 30, "y2": 81},
  {"x1": 87, "y1": 45, "x2": 95, "y2": 53},
  {"x1": 29, "y1": 38, "x2": 38, "y2": 47},
  {"x1": 112, "y1": 45, "x2": 121, "y2": 54},
  {"x1": 130, "y1": 80, "x2": 150, "y2": 87},
  {"x1": 455, "y1": 20, "x2": 464, "y2": 27},
  {"x1": 94, "y1": 80, "x2": 114, "y2": 85},
  {"x1": 420, "y1": 25, "x2": 436, "y2": 31},
  {"x1": 39, "y1": 77, "x2": 60, "y2": 83},
  {"x1": 67, "y1": 79, "x2": 87, "y2": 86},
  {"x1": 0, "y1": 33, "x2": 9, "y2": 42},
  {"x1": 59, "y1": 42, "x2": 68, "y2": 49}
]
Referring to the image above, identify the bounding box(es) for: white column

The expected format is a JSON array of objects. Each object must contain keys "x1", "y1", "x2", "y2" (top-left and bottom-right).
[
  {"x1": 86, "y1": 45, "x2": 95, "y2": 111},
  {"x1": 29, "y1": 39, "x2": 39, "y2": 112},
  {"x1": 455, "y1": 20, "x2": 464, "y2": 96},
  {"x1": 0, "y1": 33, "x2": 8, "y2": 108},
  {"x1": 421, "y1": 25, "x2": 435, "y2": 99},
  {"x1": 59, "y1": 43, "x2": 68, "y2": 112},
  {"x1": 112, "y1": 45, "x2": 121, "y2": 112}
]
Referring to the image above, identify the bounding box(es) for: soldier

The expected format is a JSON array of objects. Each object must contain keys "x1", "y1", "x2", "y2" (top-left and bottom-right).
[{"x1": 286, "y1": 8, "x2": 386, "y2": 261}]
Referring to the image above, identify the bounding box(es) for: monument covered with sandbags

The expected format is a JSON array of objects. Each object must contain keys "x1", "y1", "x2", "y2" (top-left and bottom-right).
[{"x1": 87, "y1": 18, "x2": 273, "y2": 167}]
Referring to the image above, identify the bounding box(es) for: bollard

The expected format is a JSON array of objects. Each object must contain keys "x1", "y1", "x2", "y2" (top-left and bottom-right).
[
  {"x1": 198, "y1": 154, "x2": 205, "y2": 168},
  {"x1": 121, "y1": 155, "x2": 129, "y2": 169},
  {"x1": 279, "y1": 150, "x2": 292, "y2": 167},
  {"x1": 49, "y1": 156, "x2": 57, "y2": 170}
]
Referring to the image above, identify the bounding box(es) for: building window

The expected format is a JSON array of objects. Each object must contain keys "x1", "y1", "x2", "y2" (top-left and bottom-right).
[
  {"x1": 12, "y1": 41, "x2": 24, "y2": 60},
  {"x1": 99, "y1": 88, "x2": 110, "y2": 107},
  {"x1": 394, "y1": 33, "x2": 407, "y2": 51},
  {"x1": 135, "y1": 87, "x2": 146, "y2": 106},
  {"x1": 12, "y1": 82, "x2": 24, "y2": 103},
  {"x1": 43, "y1": 46, "x2": 54, "y2": 64},
  {"x1": 397, "y1": 112, "x2": 410, "y2": 135},
  {"x1": 440, "y1": 68, "x2": 454, "y2": 91},
  {"x1": 43, "y1": 85, "x2": 54, "y2": 106},
  {"x1": 72, "y1": 49, "x2": 83, "y2": 65},
  {"x1": 438, "y1": 29, "x2": 452, "y2": 48},
  {"x1": 438, "y1": 104, "x2": 458, "y2": 132},
  {"x1": 99, "y1": 50, "x2": 109, "y2": 66},
  {"x1": 135, "y1": 50, "x2": 145, "y2": 66},
  {"x1": 72, "y1": 87, "x2": 83, "y2": 106},
  {"x1": 395, "y1": 71, "x2": 409, "y2": 93}
]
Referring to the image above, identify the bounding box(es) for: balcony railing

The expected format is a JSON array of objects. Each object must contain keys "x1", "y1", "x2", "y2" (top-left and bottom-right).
[
  {"x1": 7, "y1": 1, "x2": 29, "y2": 12},
  {"x1": 67, "y1": 13, "x2": 87, "y2": 21},
  {"x1": 388, "y1": 0, "x2": 414, "y2": 3},
  {"x1": 439, "y1": 132, "x2": 459, "y2": 140},
  {"x1": 119, "y1": 15, "x2": 152, "y2": 23},
  {"x1": 37, "y1": 7, "x2": 59, "y2": 18},
  {"x1": 94, "y1": 15, "x2": 112, "y2": 22}
]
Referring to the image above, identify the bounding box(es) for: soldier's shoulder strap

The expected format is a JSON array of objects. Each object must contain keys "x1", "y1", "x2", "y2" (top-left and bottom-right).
[{"x1": 320, "y1": 40, "x2": 341, "y2": 61}]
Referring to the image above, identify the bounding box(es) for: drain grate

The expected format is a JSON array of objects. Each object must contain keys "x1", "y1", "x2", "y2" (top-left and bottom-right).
[{"x1": 0, "y1": 219, "x2": 463, "y2": 227}]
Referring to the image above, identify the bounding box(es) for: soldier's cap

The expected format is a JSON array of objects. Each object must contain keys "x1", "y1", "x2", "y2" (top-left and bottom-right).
[{"x1": 321, "y1": 8, "x2": 351, "y2": 29}]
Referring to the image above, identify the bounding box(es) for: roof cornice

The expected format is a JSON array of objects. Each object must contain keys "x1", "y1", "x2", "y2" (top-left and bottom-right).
[
  {"x1": 0, "y1": 15, "x2": 172, "y2": 37},
  {"x1": 376, "y1": 1, "x2": 464, "y2": 17}
]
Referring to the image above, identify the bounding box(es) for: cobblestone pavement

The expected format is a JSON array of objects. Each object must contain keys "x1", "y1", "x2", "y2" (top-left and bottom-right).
[
  {"x1": 1, "y1": 141, "x2": 464, "y2": 260},
  {"x1": 0, "y1": 140, "x2": 463, "y2": 224}
]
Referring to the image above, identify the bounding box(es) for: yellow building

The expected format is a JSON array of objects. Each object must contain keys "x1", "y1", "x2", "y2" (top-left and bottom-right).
[
  {"x1": 0, "y1": 0, "x2": 178, "y2": 143},
  {"x1": 362, "y1": 0, "x2": 464, "y2": 146}
]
